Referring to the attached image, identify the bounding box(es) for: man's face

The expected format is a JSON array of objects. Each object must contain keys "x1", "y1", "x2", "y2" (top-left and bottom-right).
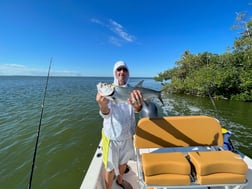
[{"x1": 115, "y1": 66, "x2": 128, "y2": 86}]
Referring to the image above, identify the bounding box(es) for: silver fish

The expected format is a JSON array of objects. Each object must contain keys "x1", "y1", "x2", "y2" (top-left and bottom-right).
[{"x1": 97, "y1": 80, "x2": 164, "y2": 105}]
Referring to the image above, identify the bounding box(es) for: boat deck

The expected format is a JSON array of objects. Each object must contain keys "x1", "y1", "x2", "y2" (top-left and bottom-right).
[{"x1": 111, "y1": 160, "x2": 138, "y2": 189}]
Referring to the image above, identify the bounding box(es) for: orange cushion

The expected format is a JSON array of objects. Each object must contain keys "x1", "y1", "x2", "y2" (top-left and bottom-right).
[
  {"x1": 188, "y1": 151, "x2": 248, "y2": 176},
  {"x1": 197, "y1": 173, "x2": 247, "y2": 184},
  {"x1": 145, "y1": 173, "x2": 191, "y2": 185},
  {"x1": 142, "y1": 152, "x2": 190, "y2": 176}
]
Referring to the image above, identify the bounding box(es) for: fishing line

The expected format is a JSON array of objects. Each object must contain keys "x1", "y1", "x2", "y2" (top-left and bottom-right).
[{"x1": 28, "y1": 58, "x2": 52, "y2": 189}]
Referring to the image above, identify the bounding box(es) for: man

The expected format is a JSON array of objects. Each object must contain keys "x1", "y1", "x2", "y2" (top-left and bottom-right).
[{"x1": 96, "y1": 60, "x2": 143, "y2": 189}]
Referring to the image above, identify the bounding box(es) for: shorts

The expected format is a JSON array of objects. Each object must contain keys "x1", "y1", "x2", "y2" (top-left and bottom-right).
[{"x1": 102, "y1": 131, "x2": 135, "y2": 176}]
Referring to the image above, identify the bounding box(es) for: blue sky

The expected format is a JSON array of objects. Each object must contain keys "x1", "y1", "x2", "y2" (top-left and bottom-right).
[{"x1": 0, "y1": 0, "x2": 251, "y2": 77}]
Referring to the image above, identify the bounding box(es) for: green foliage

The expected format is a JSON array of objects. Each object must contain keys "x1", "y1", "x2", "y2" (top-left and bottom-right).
[
  {"x1": 154, "y1": 15, "x2": 252, "y2": 102},
  {"x1": 231, "y1": 90, "x2": 252, "y2": 101}
]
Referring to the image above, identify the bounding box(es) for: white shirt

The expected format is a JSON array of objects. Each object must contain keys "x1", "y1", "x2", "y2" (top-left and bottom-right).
[{"x1": 100, "y1": 101, "x2": 136, "y2": 141}]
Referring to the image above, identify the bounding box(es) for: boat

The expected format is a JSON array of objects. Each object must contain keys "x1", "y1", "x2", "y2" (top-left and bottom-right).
[{"x1": 80, "y1": 115, "x2": 252, "y2": 189}]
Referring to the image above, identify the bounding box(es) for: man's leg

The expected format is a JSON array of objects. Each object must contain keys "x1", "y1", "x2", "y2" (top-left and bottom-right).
[
  {"x1": 105, "y1": 169, "x2": 115, "y2": 189},
  {"x1": 117, "y1": 163, "x2": 127, "y2": 184}
]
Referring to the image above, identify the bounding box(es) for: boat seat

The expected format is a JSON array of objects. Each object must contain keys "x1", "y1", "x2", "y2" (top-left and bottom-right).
[
  {"x1": 142, "y1": 152, "x2": 191, "y2": 185},
  {"x1": 134, "y1": 116, "x2": 248, "y2": 189},
  {"x1": 188, "y1": 150, "x2": 248, "y2": 184}
]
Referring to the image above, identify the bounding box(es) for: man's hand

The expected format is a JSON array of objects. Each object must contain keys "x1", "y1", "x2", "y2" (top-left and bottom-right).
[
  {"x1": 96, "y1": 92, "x2": 110, "y2": 115},
  {"x1": 128, "y1": 90, "x2": 143, "y2": 112}
]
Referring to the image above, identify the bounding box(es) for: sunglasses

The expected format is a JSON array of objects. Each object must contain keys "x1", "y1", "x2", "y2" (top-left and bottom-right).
[{"x1": 116, "y1": 67, "x2": 128, "y2": 72}]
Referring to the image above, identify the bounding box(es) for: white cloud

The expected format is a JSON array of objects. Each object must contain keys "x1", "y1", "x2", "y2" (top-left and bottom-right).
[
  {"x1": 108, "y1": 19, "x2": 135, "y2": 42},
  {"x1": 90, "y1": 18, "x2": 104, "y2": 26},
  {"x1": 51, "y1": 69, "x2": 84, "y2": 76},
  {"x1": 0, "y1": 64, "x2": 82, "y2": 76},
  {"x1": 109, "y1": 36, "x2": 122, "y2": 47},
  {"x1": 91, "y1": 18, "x2": 136, "y2": 46},
  {"x1": 0, "y1": 64, "x2": 37, "y2": 75}
]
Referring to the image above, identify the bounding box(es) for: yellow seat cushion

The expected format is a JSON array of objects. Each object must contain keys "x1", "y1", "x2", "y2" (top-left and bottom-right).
[
  {"x1": 145, "y1": 173, "x2": 191, "y2": 185},
  {"x1": 188, "y1": 151, "x2": 248, "y2": 176},
  {"x1": 142, "y1": 152, "x2": 191, "y2": 175},
  {"x1": 188, "y1": 151, "x2": 248, "y2": 184},
  {"x1": 197, "y1": 173, "x2": 247, "y2": 184},
  {"x1": 142, "y1": 152, "x2": 191, "y2": 185}
]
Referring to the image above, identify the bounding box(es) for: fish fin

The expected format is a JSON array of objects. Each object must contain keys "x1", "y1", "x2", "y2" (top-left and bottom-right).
[{"x1": 134, "y1": 80, "x2": 144, "y2": 88}]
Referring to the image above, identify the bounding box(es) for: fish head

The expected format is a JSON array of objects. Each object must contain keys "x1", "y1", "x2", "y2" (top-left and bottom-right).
[{"x1": 97, "y1": 82, "x2": 115, "y2": 96}]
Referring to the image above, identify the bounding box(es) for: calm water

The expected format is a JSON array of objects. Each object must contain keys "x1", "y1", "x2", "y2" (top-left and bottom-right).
[{"x1": 0, "y1": 76, "x2": 251, "y2": 189}]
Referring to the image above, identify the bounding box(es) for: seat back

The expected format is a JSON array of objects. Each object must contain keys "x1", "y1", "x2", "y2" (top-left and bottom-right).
[{"x1": 135, "y1": 115, "x2": 223, "y2": 148}]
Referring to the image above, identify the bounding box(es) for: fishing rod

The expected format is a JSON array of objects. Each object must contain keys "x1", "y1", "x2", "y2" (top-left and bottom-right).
[{"x1": 28, "y1": 58, "x2": 52, "y2": 189}]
